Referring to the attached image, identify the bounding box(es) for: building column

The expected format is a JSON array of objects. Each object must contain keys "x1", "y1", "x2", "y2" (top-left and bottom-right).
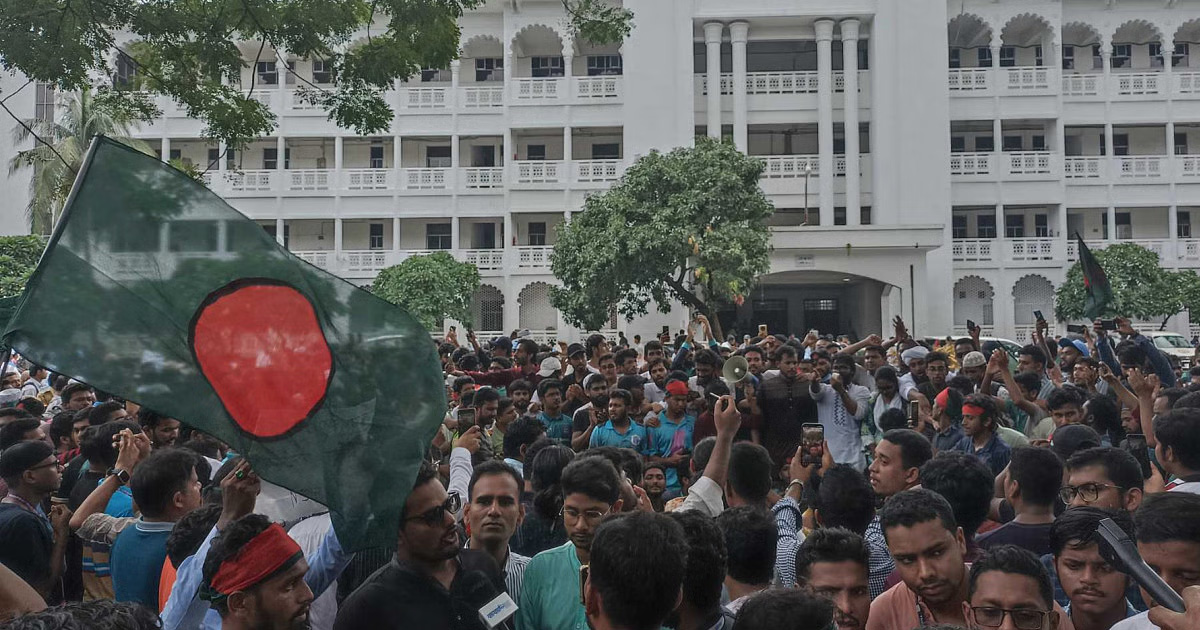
[
  {"x1": 1104, "y1": 121, "x2": 1115, "y2": 179},
  {"x1": 275, "y1": 218, "x2": 285, "y2": 247},
  {"x1": 450, "y1": 59, "x2": 461, "y2": 108},
  {"x1": 729, "y1": 21, "x2": 749, "y2": 152},
  {"x1": 451, "y1": 216, "x2": 461, "y2": 253},
  {"x1": 704, "y1": 22, "x2": 724, "y2": 139},
  {"x1": 276, "y1": 136, "x2": 286, "y2": 172},
  {"x1": 562, "y1": 35, "x2": 575, "y2": 87},
  {"x1": 995, "y1": 203, "x2": 1005, "y2": 244},
  {"x1": 1169, "y1": 205, "x2": 1179, "y2": 244},
  {"x1": 217, "y1": 141, "x2": 228, "y2": 174},
  {"x1": 393, "y1": 135, "x2": 403, "y2": 183},
  {"x1": 1101, "y1": 40, "x2": 1112, "y2": 97},
  {"x1": 563, "y1": 127, "x2": 573, "y2": 175},
  {"x1": 451, "y1": 134, "x2": 460, "y2": 190},
  {"x1": 815, "y1": 18, "x2": 836, "y2": 226},
  {"x1": 1167, "y1": 120, "x2": 1177, "y2": 165},
  {"x1": 333, "y1": 136, "x2": 343, "y2": 188},
  {"x1": 392, "y1": 217, "x2": 401, "y2": 254},
  {"x1": 333, "y1": 218, "x2": 343, "y2": 257},
  {"x1": 160, "y1": 137, "x2": 170, "y2": 163},
  {"x1": 841, "y1": 19, "x2": 861, "y2": 225},
  {"x1": 504, "y1": 214, "x2": 515, "y2": 248},
  {"x1": 1162, "y1": 36, "x2": 1174, "y2": 99},
  {"x1": 275, "y1": 49, "x2": 288, "y2": 106}
]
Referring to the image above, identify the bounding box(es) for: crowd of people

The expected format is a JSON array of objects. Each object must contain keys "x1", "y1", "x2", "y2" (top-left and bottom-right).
[{"x1": 1, "y1": 313, "x2": 1200, "y2": 630}]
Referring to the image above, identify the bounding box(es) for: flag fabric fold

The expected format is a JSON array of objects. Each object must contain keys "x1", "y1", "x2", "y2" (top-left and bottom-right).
[
  {"x1": 3, "y1": 137, "x2": 446, "y2": 551},
  {"x1": 1076, "y1": 234, "x2": 1113, "y2": 320}
]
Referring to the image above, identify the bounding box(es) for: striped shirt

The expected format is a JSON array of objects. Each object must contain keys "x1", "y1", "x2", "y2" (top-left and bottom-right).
[{"x1": 505, "y1": 548, "x2": 531, "y2": 602}]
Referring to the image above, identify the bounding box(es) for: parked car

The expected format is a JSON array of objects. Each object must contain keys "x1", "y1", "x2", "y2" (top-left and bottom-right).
[{"x1": 1143, "y1": 331, "x2": 1195, "y2": 369}]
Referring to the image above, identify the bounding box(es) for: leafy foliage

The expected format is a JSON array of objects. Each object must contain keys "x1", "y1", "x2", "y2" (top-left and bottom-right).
[
  {"x1": 1055, "y1": 243, "x2": 1199, "y2": 321},
  {"x1": 0, "y1": 0, "x2": 632, "y2": 149},
  {"x1": 0, "y1": 235, "x2": 46, "y2": 299},
  {"x1": 550, "y1": 138, "x2": 773, "y2": 334},
  {"x1": 371, "y1": 252, "x2": 480, "y2": 331},
  {"x1": 8, "y1": 89, "x2": 155, "y2": 234}
]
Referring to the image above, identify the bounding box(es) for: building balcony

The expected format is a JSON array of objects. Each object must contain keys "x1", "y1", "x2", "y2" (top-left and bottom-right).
[
  {"x1": 1060, "y1": 71, "x2": 1200, "y2": 100},
  {"x1": 949, "y1": 151, "x2": 1058, "y2": 181},
  {"x1": 289, "y1": 245, "x2": 556, "y2": 277},
  {"x1": 950, "y1": 237, "x2": 1200, "y2": 266},
  {"x1": 697, "y1": 70, "x2": 865, "y2": 96},
  {"x1": 947, "y1": 66, "x2": 1057, "y2": 96},
  {"x1": 1062, "y1": 155, "x2": 1200, "y2": 184}
]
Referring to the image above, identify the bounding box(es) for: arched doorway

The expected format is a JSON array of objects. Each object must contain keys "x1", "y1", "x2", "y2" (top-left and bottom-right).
[
  {"x1": 471, "y1": 284, "x2": 505, "y2": 333},
  {"x1": 953, "y1": 276, "x2": 995, "y2": 326},
  {"x1": 518, "y1": 282, "x2": 556, "y2": 332},
  {"x1": 718, "y1": 270, "x2": 899, "y2": 340}
]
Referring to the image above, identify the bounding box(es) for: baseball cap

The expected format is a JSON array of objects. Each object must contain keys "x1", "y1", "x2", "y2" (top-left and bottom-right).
[
  {"x1": 0, "y1": 440, "x2": 55, "y2": 480},
  {"x1": 1058, "y1": 338, "x2": 1090, "y2": 357},
  {"x1": 537, "y1": 357, "x2": 562, "y2": 378},
  {"x1": 1050, "y1": 424, "x2": 1102, "y2": 460},
  {"x1": 490, "y1": 336, "x2": 510, "y2": 349},
  {"x1": 961, "y1": 351, "x2": 987, "y2": 368},
  {"x1": 567, "y1": 343, "x2": 586, "y2": 358}
]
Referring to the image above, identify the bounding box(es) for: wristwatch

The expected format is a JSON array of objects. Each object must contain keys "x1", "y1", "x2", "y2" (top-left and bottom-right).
[
  {"x1": 787, "y1": 479, "x2": 805, "y2": 493},
  {"x1": 107, "y1": 468, "x2": 131, "y2": 486}
]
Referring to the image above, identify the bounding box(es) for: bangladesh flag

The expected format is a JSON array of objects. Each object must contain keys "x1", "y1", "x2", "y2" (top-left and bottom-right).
[
  {"x1": 3, "y1": 138, "x2": 446, "y2": 551},
  {"x1": 1076, "y1": 233, "x2": 1113, "y2": 320}
]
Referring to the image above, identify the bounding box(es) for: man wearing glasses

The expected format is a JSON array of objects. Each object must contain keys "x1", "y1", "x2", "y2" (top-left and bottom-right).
[
  {"x1": 1061, "y1": 448, "x2": 1145, "y2": 512},
  {"x1": 962, "y1": 545, "x2": 1069, "y2": 630},
  {"x1": 335, "y1": 459, "x2": 506, "y2": 630},
  {"x1": 517, "y1": 456, "x2": 623, "y2": 630},
  {"x1": 0, "y1": 440, "x2": 72, "y2": 602}
]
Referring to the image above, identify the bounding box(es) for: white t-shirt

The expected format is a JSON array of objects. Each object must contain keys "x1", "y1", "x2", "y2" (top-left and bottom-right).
[{"x1": 1111, "y1": 611, "x2": 1156, "y2": 630}]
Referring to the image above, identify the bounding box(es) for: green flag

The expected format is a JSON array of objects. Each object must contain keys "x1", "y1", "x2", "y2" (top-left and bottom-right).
[
  {"x1": 3, "y1": 137, "x2": 446, "y2": 551},
  {"x1": 1076, "y1": 234, "x2": 1113, "y2": 320}
]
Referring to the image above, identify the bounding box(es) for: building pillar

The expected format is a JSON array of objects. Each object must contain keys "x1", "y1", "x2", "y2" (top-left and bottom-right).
[
  {"x1": 504, "y1": 214, "x2": 515, "y2": 248},
  {"x1": 1162, "y1": 36, "x2": 1174, "y2": 98},
  {"x1": 815, "y1": 18, "x2": 836, "y2": 226},
  {"x1": 1167, "y1": 120, "x2": 1177, "y2": 169},
  {"x1": 563, "y1": 126, "x2": 573, "y2": 164},
  {"x1": 333, "y1": 217, "x2": 343, "y2": 257},
  {"x1": 451, "y1": 216, "x2": 461, "y2": 253},
  {"x1": 333, "y1": 136, "x2": 343, "y2": 187},
  {"x1": 275, "y1": 218, "x2": 285, "y2": 247},
  {"x1": 995, "y1": 203, "x2": 1005, "y2": 243},
  {"x1": 217, "y1": 141, "x2": 228, "y2": 174},
  {"x1": 392, "y1": 217, "x2": 401, "y2": 253},
  {"x1": 704, "y1": 22, "x2": 724, "y2": 139},
  {"x1": 1107, "y1": 205, "x2": 1117, "y2": 241},
  {"x1": 275, "y1": 48, "x2": 288, "y2": 105},
  {"x1": 729, "y1": 21, "x2": 749, "y2": 152},
  {"x1": 451, "y1": 134, "x2": 460, "y2": 190},
  {"x1": 841, "y1": 19, "x2": 861, "y2": 225},
  {"x1": 160, "y1": 137, "x2": 170, "y2": 163},
  {"x1": 393, "y1": 135, "x2": 403, "y2": 177},
  {"x1": 1169, "y1": 205, "x2": 1179, "y2": 244},
  {"x1": 1101, "y1": 40, "x2": 1112, "y2": 96},
  {"x1": 450, "y1": 59, "x2": 461, "y2": 108},
  {"x1": 562, "y1": 35, "x2": 575, "y2": 82},
  {"x1": 276, "y1": 136, "x2": 286, "y2": 171}
]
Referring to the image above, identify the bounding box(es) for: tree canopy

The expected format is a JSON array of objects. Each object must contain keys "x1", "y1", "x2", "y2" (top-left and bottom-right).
[
  {"x1": 0, "y1": 235, "x2": 45, "y2": 300},
  {"x1": 0, "y1": 0, "x2": 631, "y2": 149},
  {"x1": 550, "y1": 138, "x2": 774, "y2": 336},
  {"x1": 1055, "y1": 242, "x2": 1198, "y2": 323},
  {"x1": 371, "y1": 252, "x2": 480, "y2": 331}
]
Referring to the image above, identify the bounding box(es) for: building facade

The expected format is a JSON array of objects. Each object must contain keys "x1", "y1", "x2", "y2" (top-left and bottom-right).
[{"x1": 4, "y1": 0, "x2": 1200, "y2": 343}]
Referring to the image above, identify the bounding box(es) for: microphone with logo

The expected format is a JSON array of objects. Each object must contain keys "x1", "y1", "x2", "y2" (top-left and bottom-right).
[{"x1": 478, "y1": 592, "x2": 518, "y2": 630}]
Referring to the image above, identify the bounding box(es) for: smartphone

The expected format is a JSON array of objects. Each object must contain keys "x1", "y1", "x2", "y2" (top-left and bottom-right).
[
  {"x1": 457, "y1": 407, "x2": 476, "y2": 430},
  {"x1": 1034, "y1": 310, "x2": 1045, "y2": 322},
  {"x1": 662, "y1": 325, "x2": 671, "y2": 335},
  {"x1": 758, "y1": 324, "x2": 768, "y2": 336},
  {"x1": 1066, "y1": 324, "x2": 1087, "y2": 334},
  {"x1": 1100, "y1": 319, "x2": 1118, "y2": 331},
  {"x1": 966, "y1": 319, "x2": 976, "y2": 330},
  {"x1": 1125, "y1": 434, "x2": 1152, "y2": 479},
  {"x1": 801, "y1": 423, "x2": 824, "y2": 466},
  {"x1": 907, "y1": 401, "x2": 920, "y2": 427}
]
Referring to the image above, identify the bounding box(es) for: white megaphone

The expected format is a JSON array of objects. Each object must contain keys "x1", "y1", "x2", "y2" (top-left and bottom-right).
[{"x1": 722, "y1": 355, "x2": 750, "y2": 383}]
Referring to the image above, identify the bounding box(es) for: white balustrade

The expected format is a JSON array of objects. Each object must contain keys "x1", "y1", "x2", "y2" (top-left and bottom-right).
[
  {"x1": 515, "y1": 161, "x2": 563, "y2": 184},
  {"x1": 463, "y1": 249, "x2": 505, "y2": 271},
  {"x1": 574, "y1": 160, "x2": 623, "y2": 183},
  {"x1": 1002, "y1": 66, "x2": 1052, "y2": 92},
  {"x1": 745, "y1": 71, "x2": 819, "y2": 95},
  {"x1": 461, "y1": 86, "x2": 505, "y2": 108},
  {"x1": 402, "y1": 168, "x2": 449, "y2": 190},
  {"x1": 343, "y1": 169, "x2": 392, "y2": 191},
  {"x1": 286, "y1": 169, "x2": 330, "y2": 191},
  {"x1": 1062, "y1": 73, "x2": 1102, "y2": 97},
  {"x1": 1180, "y1": 240, "x2": 1200, "y2": 261},
  {"x1": 224, "y1": 170, "x2": 276, "y2": 192},
  {"x1": 1006, "y1": 151, "x2": 1053, "y2": 176},
  {"x1": 244, "y1": 91, "x2": 274, "y2": 108},
  {"x1": 1177, "y1": 72, "x2": 1200, "y2": 96},
  {"x1": 513, "y1": 78, "x2": 563, "y2": 101},
  {"x1": 462, "y1": 167, "x2": 504, "y2": 189},
  {"x1": 404, "y1": 87, "x2": 448, "y2": 109},
  {"x1": 575, "y1": 76, "x2": 622, "y2": 99},
  {"x1": 1115, "y1": 156, "x2": 1166, "y2": 180},
  {"x1": 1006, "y1": 238, "x2": 1056, "y2": 262},
  {"x1": 201, "y1": 172, "x2": 214, "y2": 188},
  {"x1": 1112, "y1": 72, "x2": 1162, "y2": 97},
  {"x1": 1180, "y1": 155, "x2": 1200, "y2": 179},
  {"x1": 1130, "y1": 240, "x2": 1169, "y2": 259},
  {"x1": 951, "y1": 239, "x2": 996, "y2": 262},
  {"x1": 1064, "y1": 157, "x2": 1105, "y2": 180},
  {"x1": 341, "y1": 250, "x2": 391, "y2": 273},
  {"x1": 294, "y1": 250, "x2": 332, "y2": 270},
  {"x1": 949, "y1": 152, "x2": 993, "y2": 176},
  {"x1": 953, "y1": 325, "x2": 995, "y2": 337},
  {"x1": 285, "y1": 89, "x2": 321, "y2": 110},
  {"x1": 515, "y1": 246, "x2": 552, "y2": 269},
  {"x1": 758, "y1": 155, "x2": 819, "y2": 178},
  {"x1": 948, "y1": 68, "x2": 990, "y2": 92}
]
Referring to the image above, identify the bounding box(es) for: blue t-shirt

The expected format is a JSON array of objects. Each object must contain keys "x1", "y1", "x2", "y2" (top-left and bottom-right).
[
  {"x1": 645, "y1": 412, "x2": 696, "y2": 491},
  {"x1": 538, "y1": 412, "x2": 573, "y2": 446},
  {"x1": 110, "y1": 521, "x2": 174, "y2": 610},
  {"x1": 588, "y1": 420, "x2": 650, "y2": 452}
]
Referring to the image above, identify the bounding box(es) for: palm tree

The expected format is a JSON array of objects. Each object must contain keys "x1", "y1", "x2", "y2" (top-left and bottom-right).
[{"x1": 8, "y1": 89, "x2": 153, "y2": 235}]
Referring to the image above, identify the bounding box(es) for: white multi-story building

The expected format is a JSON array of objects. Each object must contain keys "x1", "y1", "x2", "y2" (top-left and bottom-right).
[{"x1": 4, "y1": 0, "x2": 1200, "y2": 343}]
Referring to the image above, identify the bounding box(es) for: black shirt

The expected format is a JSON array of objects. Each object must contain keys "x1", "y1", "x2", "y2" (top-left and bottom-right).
[
  {"x1": 334, "y1": 550, "x2": 506, "y2": 630},
  {"x1": 0, "y1": 503, "x2": 54, "y2": 594}
]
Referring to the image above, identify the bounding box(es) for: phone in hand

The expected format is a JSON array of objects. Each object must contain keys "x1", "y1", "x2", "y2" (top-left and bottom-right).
[
  {"x1": 1124, "y1": 434, "x2": 1152, "y2": 479},
  {"x1": 1034, "y1": 310, "x2": 1045, "y2": 322},
  {"x1": 967, "y1": 319, "x2": 976, "y2": 331},
  {"x1": 907, "y1": 400, "x2": 920, "y2": 427},
  {"x1": 457, "y1": 407, "x2": 476, "y2": 430},
  {"x1": 758, "y1": 324, "x2": 768, "y2": 336},
  {"x1": 801, "y1": 423, "x2": 824, "y2": 467},
  {"x1": 1066, "y1": 324, "x2": 1088, "y2": 335},
  {"x1": 1100, "y1": 319, "x2": 1118, "y2": 331}
]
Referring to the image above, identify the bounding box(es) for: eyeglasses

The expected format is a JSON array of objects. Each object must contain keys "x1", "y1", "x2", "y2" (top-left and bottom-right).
[
  {"x1": 559, "y1": 505, "x2": 610, "y2": 525},
  {"x1": 1059, "y1": 483, "x2": 1122, "y2": 504},
  {"x1": 28, "y1": 460, "x2": 63, "y2": 472},
  {"x1": 578, "y1": 564, "x2": 590, "y2": 605},
  {"x1": 404, "y1": 492, "x2": 461, "y2": 526},
  {"x1": 970, "y1": 607, "x2": 1050, "y2": 630}
]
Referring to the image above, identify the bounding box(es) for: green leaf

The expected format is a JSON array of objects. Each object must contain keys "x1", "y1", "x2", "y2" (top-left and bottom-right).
[
  {"x1": 1055, "y1": 243, "x2": 1200, "y2": 322},
  {"x1": 370, "y1": 252, "x2": 481, "y2": 331}
]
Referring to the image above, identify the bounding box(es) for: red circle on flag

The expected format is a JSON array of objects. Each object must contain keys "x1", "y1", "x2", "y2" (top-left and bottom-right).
[{"x1": 189, "y1": 280, "x2": 333, "y2": 438}]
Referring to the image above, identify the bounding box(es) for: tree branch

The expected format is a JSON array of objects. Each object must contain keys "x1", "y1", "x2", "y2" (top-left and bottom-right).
[{"x1": 664, "y1": 275, "x2": 707, "y2": 312}]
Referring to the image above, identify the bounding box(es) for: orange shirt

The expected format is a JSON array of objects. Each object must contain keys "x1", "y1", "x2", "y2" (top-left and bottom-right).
[{"x1": 158, "y1": 556, "x2": 176, "y2": 612}]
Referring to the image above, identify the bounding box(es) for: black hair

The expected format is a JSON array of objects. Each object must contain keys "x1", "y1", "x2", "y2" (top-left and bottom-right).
[
  {"x1": 864, "y1": 344, "x2": 887, "y2": 357},
  {"x1": 947, "y1": 376, "x2": 973, "y2": 397},
  {"x1": 508, "y1": 379, "x2": 533, "y2": 395},
  {"x1": 732, "y1": 588, "x2": 834, "y2": 630},
  {"x1": 167, "y1": 503, "x2": 223, "y2": 568},
  {"x1": 17, "y1": 398, "x2": 45, "y2": 417},
  {"x1": 537, "y1": 378, "x2": 565, "y2": 400},
  {"x1": 503, "y1": 416, "x2": 545, "y2": 462},
  {"x1": 614, "y1": 348, "x2": 640, "y2": 366},
  {"x1": 59, "y1": 382, "x2": 93, "y2": 405},
  {"x1": 0, "y1": 417, "x2": 41, "y2": 449},
  {"x1": 668, "y1": 509, "x2": 727, "y2": 613},
  {"x1": 878, "y1": 489, "x2": 959, "y2": 540},
  {"x1": 715, "y1": 507, "x2": 776, "y2": 586},
  {"x1": 489, "y1": 357, "x2": 512, "y2": 370},
  {"x1": 1134, "y1": 492, "x2": 1200, "y2": 544},
  {"x1": 516, "y1": 338, "x2": 539, "y2": 358},
  {"x1": 1013, "y1": 371, "x2": 1043, "y2": 394},
  {"x1": 1050, "y1": 506, "x2": 1134, "y2": 557},
  {"x1": 881, "y1": 429, "x2": 934, "y2": 471},
  {"x1": 1084, "y1": 394, "x2": 1123, "y2": 443},
  {"x1": 1019, "y1": 345, "x2": 1047, "y2": 367},
  {"x1": 926, "y1": 351, "x2": 949, "y2": 366},
  {"x1": 728, "y1": 442, "x2": 773, "y2": 504},
  {"x1": 586, "y1": 333, "x2": 607, "y2": 356},
  {"x1": 452, "y1": 376, "x2": 475, "y2": 393},
  {"x1": 129, "y1": 448, "x2": 199, "y2": 519},
  {"x1": 615, "y1": 448, "x2": 644, "y2": 484},
  {"x1": 531, "y1": 444, "x2": 575, "y2": 519},
  {"x1": 1046, "y1": 387, "x2": 1083, "y2": 414},
  {"x1": 810, "y1": 349, "x2": 831, "y2": 363},
  {"x1": 644, "y1": 340, "x2": 664, "y2": 355},
  {"x1": 1066, "y1": 447, "x2": 1144, "y2": 492},
  {"x1": 739, "y1": 345, "x2": 765, "y2": 360},
  {"x1": 963, "y1": 393, "x2": 998, "y2": 430},
  {"x1": 1159, "y1": 387, "x2": 1189, "y2": 409},
  {"x1": 561, "y1": 456, "x2": 622, "y2": 505},
  {"x1": 815, "y1": 464, "x2": 876, "y2": 534},
  {"x1": 49, "y1": 411, "x2": 77, "y2": 448},
  {"x1": 137, "y1": 408, "x2": 174, "y2": 429},
  {"x1": 468, "y1": 460, "x2": 524, "y2": 500},
  {"x1": 773, "y1": 345, "x2": 798, "y2": 361},
  {"x1": 1116, "y1": 344, "x2": 1148, "y2": 370},
  {"x1": 202, "y1": 514, "x2": 279, "y2": 614},
  {"x1": 616, "y1": 375, "x2": 646, "y2": 393},
  {"x1": 1008, "y1": 447, "x2": 1063, "y2": 507},
  {"x1": 0, "y1": 408, "x2": 32, "y2": 424},
  {"x1": 878, "y1": 408, "x2": 908, "y2": 433},
  {"x1": 874, "y1": 366, "x2": 898, "y2": 384},
  {"x1": 795, "y1": 527, "x2": 870, "y2": 582},
  {"x1": 608, "y1": 388, "x2": 633, "y2": 406},
  {"x1": 0, "y1": 599, "x2": 163, "y2": 630},
  {"x1": 691, "y1": 437, "x2": 716, "y2": 473},
  {"x1": 579, "y1": 446, "x2": 639, "y2": 484},
  {"x1": 473, "y1": 386, "x2": 502, "y2": 408},
  {"x1": 589, "y1": 512, "x2": 688, "y2": 630},
  {"x1": 85, "y1": 401, "x2": 125, "y2": 426},
  {"x1": 919, "y1": 452, "x2": 994, "y2": 538},
  {"x1": 968, "y1": 545, "x2": 1054, "y2": 608},
  {"x1": 78, "y1": 420, "x2": 141, "y2": 468},
  {"x1": 1154, "y1": 407, "x2": 1200, "y2": 471},
  {"x1": 1174, "y1": 391, "x2": 1200, "y2": 409}
]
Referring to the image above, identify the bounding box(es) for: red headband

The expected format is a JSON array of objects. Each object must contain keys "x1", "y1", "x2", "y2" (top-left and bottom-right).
[
  {"x1": 666, "y1": 381, "x2": 690, "y2": 397},
  {"x1": 962, "y1": 404, "x2": 986, "y2": 418},
  {"x1": 208, "y1": 523, "x2": 303, "y2": 597},
  {"x1": 935, "y1": 388, "x2": 952, "y2": 409}
]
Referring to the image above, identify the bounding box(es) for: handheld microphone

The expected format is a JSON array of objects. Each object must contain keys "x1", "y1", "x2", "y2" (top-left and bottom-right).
[
  {"x1": 1096, "y1": 517, "x2": 1185, "y2": 613},
  {"x1": 478, "y1": 592, "x2": 518, "y2": 629}
]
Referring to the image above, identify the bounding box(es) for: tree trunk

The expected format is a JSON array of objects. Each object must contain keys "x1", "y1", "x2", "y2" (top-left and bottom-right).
[{"x1": 706, "y1": 304, "x2": 725, "y2": 341}]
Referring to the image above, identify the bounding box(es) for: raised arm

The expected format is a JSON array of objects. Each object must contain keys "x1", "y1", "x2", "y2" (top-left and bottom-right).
[
  {"x1": 837, "y1": 334, "x2": 883, "y2": 357},
  {"x1": 69, "y1": 429, "x2": 150, "y2": 531}
]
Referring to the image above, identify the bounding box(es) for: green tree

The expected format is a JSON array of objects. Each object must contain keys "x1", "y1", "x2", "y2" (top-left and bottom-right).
[
  {"x1": 550, "y1": 138, "x2": 774, "y2": 338},
  {"x1": 0, "y1": 235, "x2": 45, "y2": 299},
  {"x1": 9, "y1": 89, "x2": 156, "y2": 234},
  {"x1": 0, "y1": 1, "x2": 631, "y2": 149},
  {"x1": 1055, "y1": 243, "x2": 1199, "y2": 326},
  {"x1": 371, "y1": 252, "x2": 480, "y2": 331}
]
